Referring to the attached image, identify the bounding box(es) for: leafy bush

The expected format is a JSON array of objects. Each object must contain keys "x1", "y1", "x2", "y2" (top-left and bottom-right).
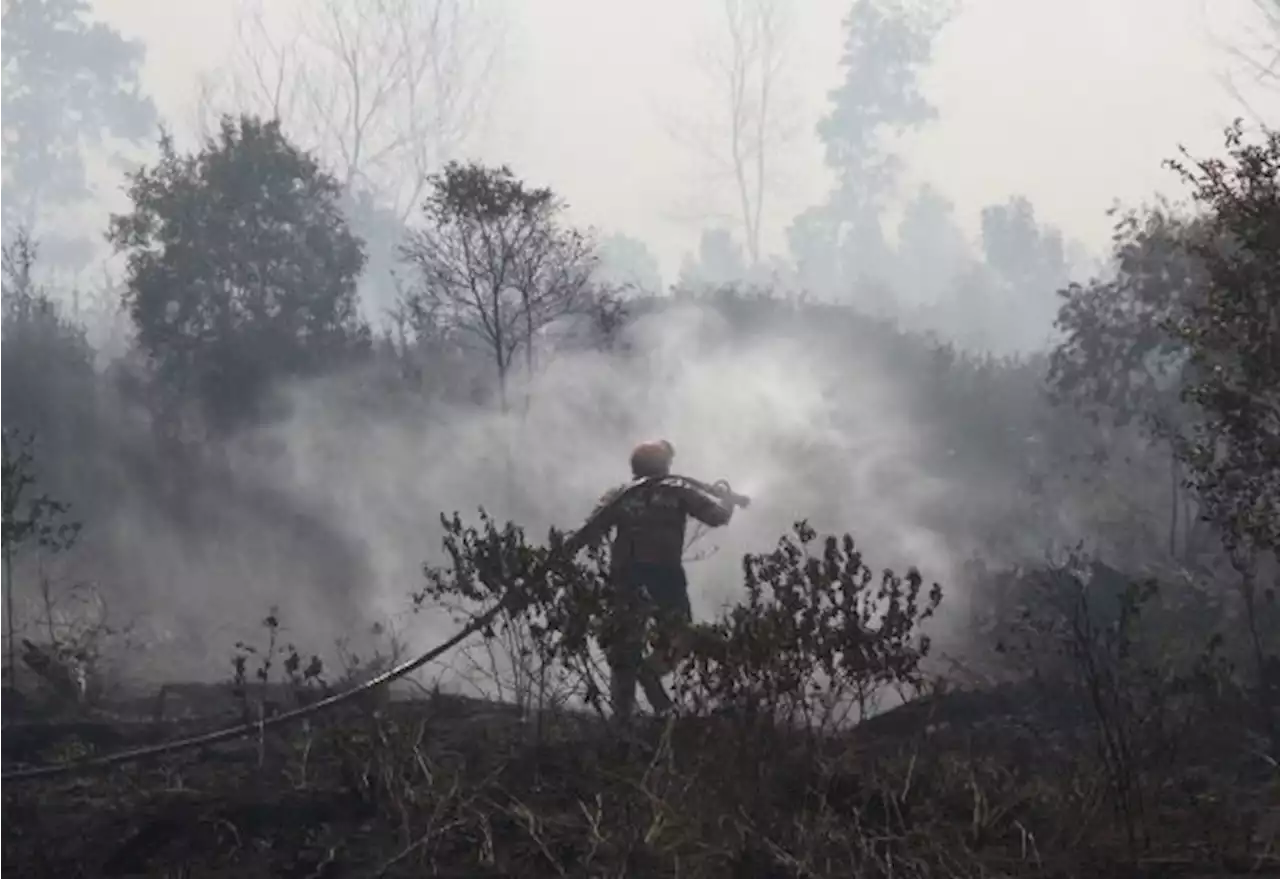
[
  {"x1": 672, "y1": 523, "x2": 940, "y2": 728},
  {"x1": 412, "y1": 512, "x2": 940, "y2": 731}
]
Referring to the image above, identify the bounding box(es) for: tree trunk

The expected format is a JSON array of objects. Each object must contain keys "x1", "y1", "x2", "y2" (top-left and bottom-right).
[{"x1": 4, "y1": 545, "x2": 16, "y2": 690}]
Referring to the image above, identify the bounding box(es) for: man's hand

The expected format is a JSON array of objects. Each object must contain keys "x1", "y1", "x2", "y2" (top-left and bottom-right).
[{"x1": 711, "y1": 480, "x2": 751, "y2": 509}]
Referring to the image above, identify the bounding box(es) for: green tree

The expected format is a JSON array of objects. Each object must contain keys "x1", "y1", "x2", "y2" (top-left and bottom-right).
[
  {"x1": 108, "y1": 115, "x2": 371, "y2": 435},
  {"x1": 788, "y1": 0, "x2": 952, "y2": 298},
  {"x1": 398, "y1": 162, "x2": 596, "y2": 410},
  {"x1": 1049, "y1": 206, "x2": 1203, "y2": 433},
  {"x1": 1049, "y1": 205, "x2": 1210, "y2": 558},
  {"x1": 1165, "y1": 124, "x2": 1279, "y2": 559},
  {"x1": 1, "y1": 0, "x2": 156, "y2": 268},
  {"x1": 1165, "y1": 125, "x2": 1280, "y2": 755}
]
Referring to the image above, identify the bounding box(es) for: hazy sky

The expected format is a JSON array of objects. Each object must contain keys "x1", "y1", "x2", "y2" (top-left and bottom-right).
[{"x1": 93, "y1": 0, "x2": 1277, "y2": 278}]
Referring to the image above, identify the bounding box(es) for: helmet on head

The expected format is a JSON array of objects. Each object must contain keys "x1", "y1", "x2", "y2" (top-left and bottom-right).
[{"x1": 630, "y1": 439, "x2": 675, "y2": 478}]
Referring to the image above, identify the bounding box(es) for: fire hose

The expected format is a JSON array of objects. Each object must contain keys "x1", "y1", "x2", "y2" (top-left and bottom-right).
[{"x1": 1, "y1": 474, "x2": 750, "y2": 783}]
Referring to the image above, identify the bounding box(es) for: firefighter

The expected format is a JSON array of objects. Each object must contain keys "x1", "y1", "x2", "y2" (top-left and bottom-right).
[{"x1": 573, "y1": 440, "x2": 738, "y2": 722}]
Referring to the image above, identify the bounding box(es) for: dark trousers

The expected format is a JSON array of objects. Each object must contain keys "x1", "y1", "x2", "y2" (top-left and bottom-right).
[{"x1": 605, "y1": 562, "x2": 691, "y2": 722}]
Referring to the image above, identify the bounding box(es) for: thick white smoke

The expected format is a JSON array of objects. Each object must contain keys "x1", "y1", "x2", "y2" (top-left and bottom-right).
[{"x1": 166, "y1": 299, "x2": 964, "y2": 691}]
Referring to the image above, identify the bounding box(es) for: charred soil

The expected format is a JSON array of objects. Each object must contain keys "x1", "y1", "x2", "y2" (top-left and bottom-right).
[{"x1": 3, "y1": 684, "x2": 1275, "y2": 879}]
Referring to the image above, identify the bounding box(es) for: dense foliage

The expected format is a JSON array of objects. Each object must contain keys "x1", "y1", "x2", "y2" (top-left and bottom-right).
[{"x1": 108, "y1": 115, "x2": 371, "y2": 434}]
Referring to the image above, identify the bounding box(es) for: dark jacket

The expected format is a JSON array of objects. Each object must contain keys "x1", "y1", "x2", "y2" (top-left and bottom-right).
[{"x1": 579, "y1": 477, "x2": 733, "y2": 575}]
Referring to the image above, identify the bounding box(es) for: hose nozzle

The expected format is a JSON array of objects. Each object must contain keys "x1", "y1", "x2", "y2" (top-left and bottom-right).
[{"x1": 712, "y1": 479, "x2": 751, "y2": 509}]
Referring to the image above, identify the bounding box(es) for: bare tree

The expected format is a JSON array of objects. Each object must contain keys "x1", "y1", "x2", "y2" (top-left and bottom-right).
[
  {"x1": 199, "y1": 0, "x2": 505, "y2": 222},
  {"x1": 399, "y1": 163, "x2": 597, "y2": 411},
  {"x1": 1206, "y1": 0, "x2": 1280, "y2": 121},
  {"x1": 666, "y1": 0, "x2": 797, "y2": 268}
]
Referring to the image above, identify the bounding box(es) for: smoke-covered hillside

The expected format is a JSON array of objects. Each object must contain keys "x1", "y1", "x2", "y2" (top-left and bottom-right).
[{"x1": 2, "y1": 2, "x2": 1277, "y2": 875}]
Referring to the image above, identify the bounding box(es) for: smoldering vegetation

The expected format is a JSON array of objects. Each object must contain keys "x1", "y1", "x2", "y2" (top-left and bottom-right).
[
  {"x1": 1, "y1": 262, "x2": 1193, "y2": 687},
  {"x1": 2, "y1": 1, "x2": 1277, "y2": 876}
]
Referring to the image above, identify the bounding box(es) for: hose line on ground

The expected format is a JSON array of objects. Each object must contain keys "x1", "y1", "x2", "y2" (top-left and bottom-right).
[{"x1": 1, "y1": 474, "x2": 743, "y2": 784}]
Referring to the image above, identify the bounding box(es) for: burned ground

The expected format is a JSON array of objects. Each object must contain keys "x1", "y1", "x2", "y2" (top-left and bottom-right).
[{"x1": 3, "y1": 675, "x2": 1274, "y2": 879}]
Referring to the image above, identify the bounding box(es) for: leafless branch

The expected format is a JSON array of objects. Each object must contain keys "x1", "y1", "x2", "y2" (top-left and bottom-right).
[
  {"x1": 202, "y1": 0, "x2": 506, "y2": 222},
  {"x1": 398, "y1": 166, "x2": 596, "y2": 409},
  {"x1": 662, "y1": 0, "x2": 797, "y2": 268},
  {"x1": 1203, "y1": 0, "x2": 1280, "y2": 124}
]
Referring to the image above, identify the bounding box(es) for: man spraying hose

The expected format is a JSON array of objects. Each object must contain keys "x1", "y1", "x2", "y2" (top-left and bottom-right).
[
  {"x1": 569, "y1": 439, "x2": 747, "y2": 723},
  {"x1": 1, "y1": 444, "x2": 746, "y2": 783}
]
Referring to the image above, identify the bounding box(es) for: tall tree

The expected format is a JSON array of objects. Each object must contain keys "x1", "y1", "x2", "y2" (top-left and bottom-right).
[
  {"x1": 672, "y1": 0, "x2": 795, "y2": 268},
  {"x1": 108, "y1": 116, "x2": 370, "y2": 435},
  {"x1": 1214, "y1": 0, "x2": 1280, "y2": 120},
  {"x1": 202, "y1": 0, "x2": 504, "y2": 224},
  {"x1": 1, "y1": 0, "x2": 156, "y2": 268},
  {"x1": 398, "y1": 162, "x2": 596, "y2": 410},
  {"x1": 1165, "y1": 125, "x2": 1280, "y2": 750},
  {"x1": 200, "y1": 0, "x2": 504, "y2": 322},
  {"x1": 1049, "y1": 205, "x2": 1206, "y2": 556},
  {"x1": 1166, "y1": 123, "x2": 1279, "y2": 559},
  {"x1": 787, "y1": 0, "x2": 952, "y2": 299},
  {"x1": 1049, "y1": 206, "x2": 1205, "y2": 435}
]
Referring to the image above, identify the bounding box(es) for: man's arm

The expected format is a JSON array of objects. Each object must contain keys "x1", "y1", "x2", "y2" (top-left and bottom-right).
[
  {"x1": 678, "y1": 482, "x2": 734, "y2": 528},
  {"x1": 564, "y1": 487, "x2": 622, "y2": 553}
]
